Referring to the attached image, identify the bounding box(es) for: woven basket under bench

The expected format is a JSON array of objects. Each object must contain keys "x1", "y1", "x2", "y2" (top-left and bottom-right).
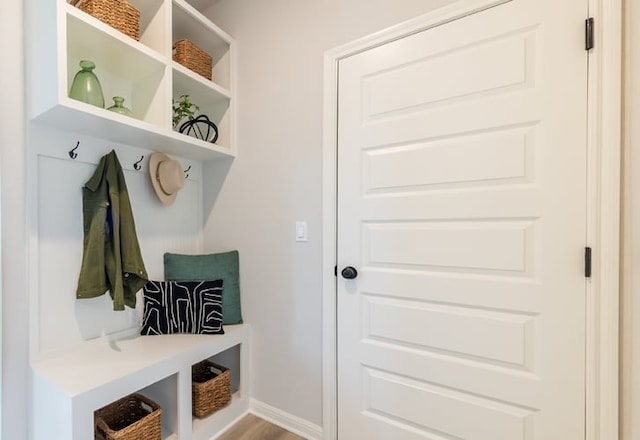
[
  {"x1": 192, "y1": 360, "x2": 231, "y2": 418},
  {"x1": 71, "y1": 0, "x2": 140, "y2": 41},
  {"x1": 94, "y1": 393, "x2": 161, "y2": 440}
]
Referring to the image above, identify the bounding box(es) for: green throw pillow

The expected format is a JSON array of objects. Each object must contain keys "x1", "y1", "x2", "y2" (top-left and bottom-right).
[{"x1": 164, "y1": 251, "x2": 243, "y2": 325}]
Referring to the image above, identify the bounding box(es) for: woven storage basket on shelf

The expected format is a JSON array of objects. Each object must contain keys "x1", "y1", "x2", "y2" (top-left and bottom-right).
[
  {"x1": 173, "y1": 39, "x2": 213, "y2": 81},
  {"x1": 192, "y1": 360, "x2": 231, "y2": 418},
  {"x1": 72, "y1": 0, "x2": 140, "y2": 41},
  {"x1": 94, "y1": 393, "x2": 162, "y2": 440}
]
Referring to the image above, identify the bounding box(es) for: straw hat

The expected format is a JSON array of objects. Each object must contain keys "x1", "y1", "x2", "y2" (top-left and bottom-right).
[{"x1": 149, "y1": 152, "x2": 185, "y2": 206}]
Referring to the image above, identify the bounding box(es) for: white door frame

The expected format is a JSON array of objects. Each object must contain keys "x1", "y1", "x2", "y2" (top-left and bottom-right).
[{"x1": 321, "y1": 0, "x2": 622, "y2": 439}]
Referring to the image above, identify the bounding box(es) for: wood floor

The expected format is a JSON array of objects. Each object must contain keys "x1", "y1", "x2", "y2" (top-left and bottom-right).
[{"x1": 218, "y1": 414, "x2": 306, "y2": 440}]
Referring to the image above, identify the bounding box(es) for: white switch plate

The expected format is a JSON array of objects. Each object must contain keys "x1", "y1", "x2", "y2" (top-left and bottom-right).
[{"x1": 295, "y1": 221, "x2": 308, "y2": 242}]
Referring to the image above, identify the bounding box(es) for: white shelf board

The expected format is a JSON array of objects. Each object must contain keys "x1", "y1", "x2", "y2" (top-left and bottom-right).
[
  {"x1": 173, "y1": 62, "x2": 231, "y2": 104},
  {"x1": 192, "y1": 393, "x2": 247, "y2": 440},
  {"x1": 165, "y1": 127, "x2": 231, "y2": 153},
  {"x1": 33, "y1": 99, "x2": 235, "y2": 161}
]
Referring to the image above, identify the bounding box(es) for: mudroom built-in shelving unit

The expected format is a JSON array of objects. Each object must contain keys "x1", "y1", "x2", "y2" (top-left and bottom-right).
[
  {"x1": 32, "y1": 325, "x2": 249, "y2": 440},
  {"x1": 25, "y1": 0, "x2": 246, "y2": 439},
  {"x1": 28, "y1": 0, "x2": 236, "y2": 160}
]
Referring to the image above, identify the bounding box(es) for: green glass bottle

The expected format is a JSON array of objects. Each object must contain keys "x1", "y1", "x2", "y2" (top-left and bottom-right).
[
  {"x1": 107, "y1": 96, "x2": 133, "y2": 117},
  {"x1": 69, "y1": 60, "x2": 105, "y2": 108}
]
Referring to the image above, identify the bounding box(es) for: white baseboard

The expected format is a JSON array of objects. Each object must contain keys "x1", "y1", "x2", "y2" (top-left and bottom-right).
[{"x1": 249, "y1": 399, "x2": 323, "y2": 440}]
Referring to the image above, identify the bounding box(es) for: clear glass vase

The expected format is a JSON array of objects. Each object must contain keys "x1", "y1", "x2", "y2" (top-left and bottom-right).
[
  {"x1": 69, "y1": 60, "x2": 105, "y2": 108},
  {"x1": 107, "y1": 96, "x2": 133, "y2": 117}
]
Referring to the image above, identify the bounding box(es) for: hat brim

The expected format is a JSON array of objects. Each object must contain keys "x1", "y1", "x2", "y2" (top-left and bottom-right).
[{"x1": 149, "y1": 152, "x2": 179, "y2": 206}]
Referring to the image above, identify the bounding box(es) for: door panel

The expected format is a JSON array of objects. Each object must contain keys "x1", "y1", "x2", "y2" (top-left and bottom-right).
[
  {"x1": 364, "y1": 30, "x2": 531, "y2": 117},
  {"x1": 363, "y1": 296, "x2": 533, "y2": 366},
  {"x1": 364, "y1": 367, "x2": 533, "y2": 440},
  {"x1": 336, "y1": 0, "x2": 588, "y2": 439},
  {"x1": 365, "y1": 128, "x2": 531, "y2": 191}
]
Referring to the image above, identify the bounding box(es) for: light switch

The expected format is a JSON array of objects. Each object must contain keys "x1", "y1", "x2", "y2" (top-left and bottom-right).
[{"x1": 295, "y1": 221, "x2": 308, "y2": 242}]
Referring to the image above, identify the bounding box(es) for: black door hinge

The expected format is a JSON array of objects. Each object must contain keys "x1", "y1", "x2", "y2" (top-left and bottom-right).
[
  {"x1": 585, "y1": 17, "x2": 594, "y2": 51},
  {"x1": 585, "y1": 247, "x2": 592, "y2": 278}
]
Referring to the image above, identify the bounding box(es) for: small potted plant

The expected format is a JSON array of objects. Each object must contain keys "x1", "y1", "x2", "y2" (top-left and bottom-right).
[{"x1": 172, "y1": 94, "x2": 199, "y2": 129}]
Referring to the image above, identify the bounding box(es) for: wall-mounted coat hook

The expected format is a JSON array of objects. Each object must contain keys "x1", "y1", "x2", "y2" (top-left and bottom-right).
[
  {"x1": 68, "y1": 141, "x2": 79, "y2": 159},
  {"x1": 133, "y1": 155, "x2": 144, "y2": 170},
  {"x1": 184, "y1": 165, "x2": 191, "y2": 173},
  {"x1": 184, "y1": 165, "x2": 191, "y2": 179}
]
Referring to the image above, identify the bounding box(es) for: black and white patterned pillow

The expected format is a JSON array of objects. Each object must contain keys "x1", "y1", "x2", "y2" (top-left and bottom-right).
[{"x1": 141, "y1": 280, "x2": 224, "y2": 335}]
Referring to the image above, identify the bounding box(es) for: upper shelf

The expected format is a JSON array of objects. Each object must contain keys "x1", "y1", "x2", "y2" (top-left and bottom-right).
[
  {"x1": 36, "y1": 99, "x2": 234, "y2": 161},
  {"x1": 27, "y1": 0, "x2": 236, "y2": 162}
]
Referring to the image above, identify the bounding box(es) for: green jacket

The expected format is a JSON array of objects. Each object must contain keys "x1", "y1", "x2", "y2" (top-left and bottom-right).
[{"x1": 76, "y1": 150, "x2": 148, "y2": 310}]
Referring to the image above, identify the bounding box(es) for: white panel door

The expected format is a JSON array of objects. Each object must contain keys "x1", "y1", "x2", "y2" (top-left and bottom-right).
[{"x1": 336, "y1": 0, "x2": 588, "y2": 439}]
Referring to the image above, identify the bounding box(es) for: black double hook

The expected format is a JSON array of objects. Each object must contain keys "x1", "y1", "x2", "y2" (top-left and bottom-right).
[
  {"x1": 133, "y1": 155, "x2": 144, "y2": 171},
  {"x1": 184, "y1": 165, "x2": 191, "y2": 179},
  {"x1": 68, "y1": 141, "x2": 80, "y2": 159}
]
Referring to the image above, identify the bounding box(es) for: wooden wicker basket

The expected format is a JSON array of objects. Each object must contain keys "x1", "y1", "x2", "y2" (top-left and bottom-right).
[
  {"x1": 72, "y1": 0, "x2": 140, "y2": 41},
  {"x1": 173, "y1": 39, "x2": 213, "y2": 80},
  {"x1": 94, "y1": 393, "x2": 162, "y2": 440},
  {"x1": 192, "y1": 360, "x2": 231, "y2": 418}
]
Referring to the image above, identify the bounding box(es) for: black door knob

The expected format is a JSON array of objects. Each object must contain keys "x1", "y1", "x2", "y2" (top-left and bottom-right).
[{"x1": 341, "y1": 266, "x2": 358, "y2": 280}]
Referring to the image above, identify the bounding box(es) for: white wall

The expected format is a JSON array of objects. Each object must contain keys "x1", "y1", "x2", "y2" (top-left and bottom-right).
[
  {"x1": 621, "y1": 0, "x2": 639, "y2": 438},
  {"x1": 201, "y1": 0, "x2": 456, "y2": 426},
  {"x1": 0, "y1": 0, "x2": 28, "y2": 438}
]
